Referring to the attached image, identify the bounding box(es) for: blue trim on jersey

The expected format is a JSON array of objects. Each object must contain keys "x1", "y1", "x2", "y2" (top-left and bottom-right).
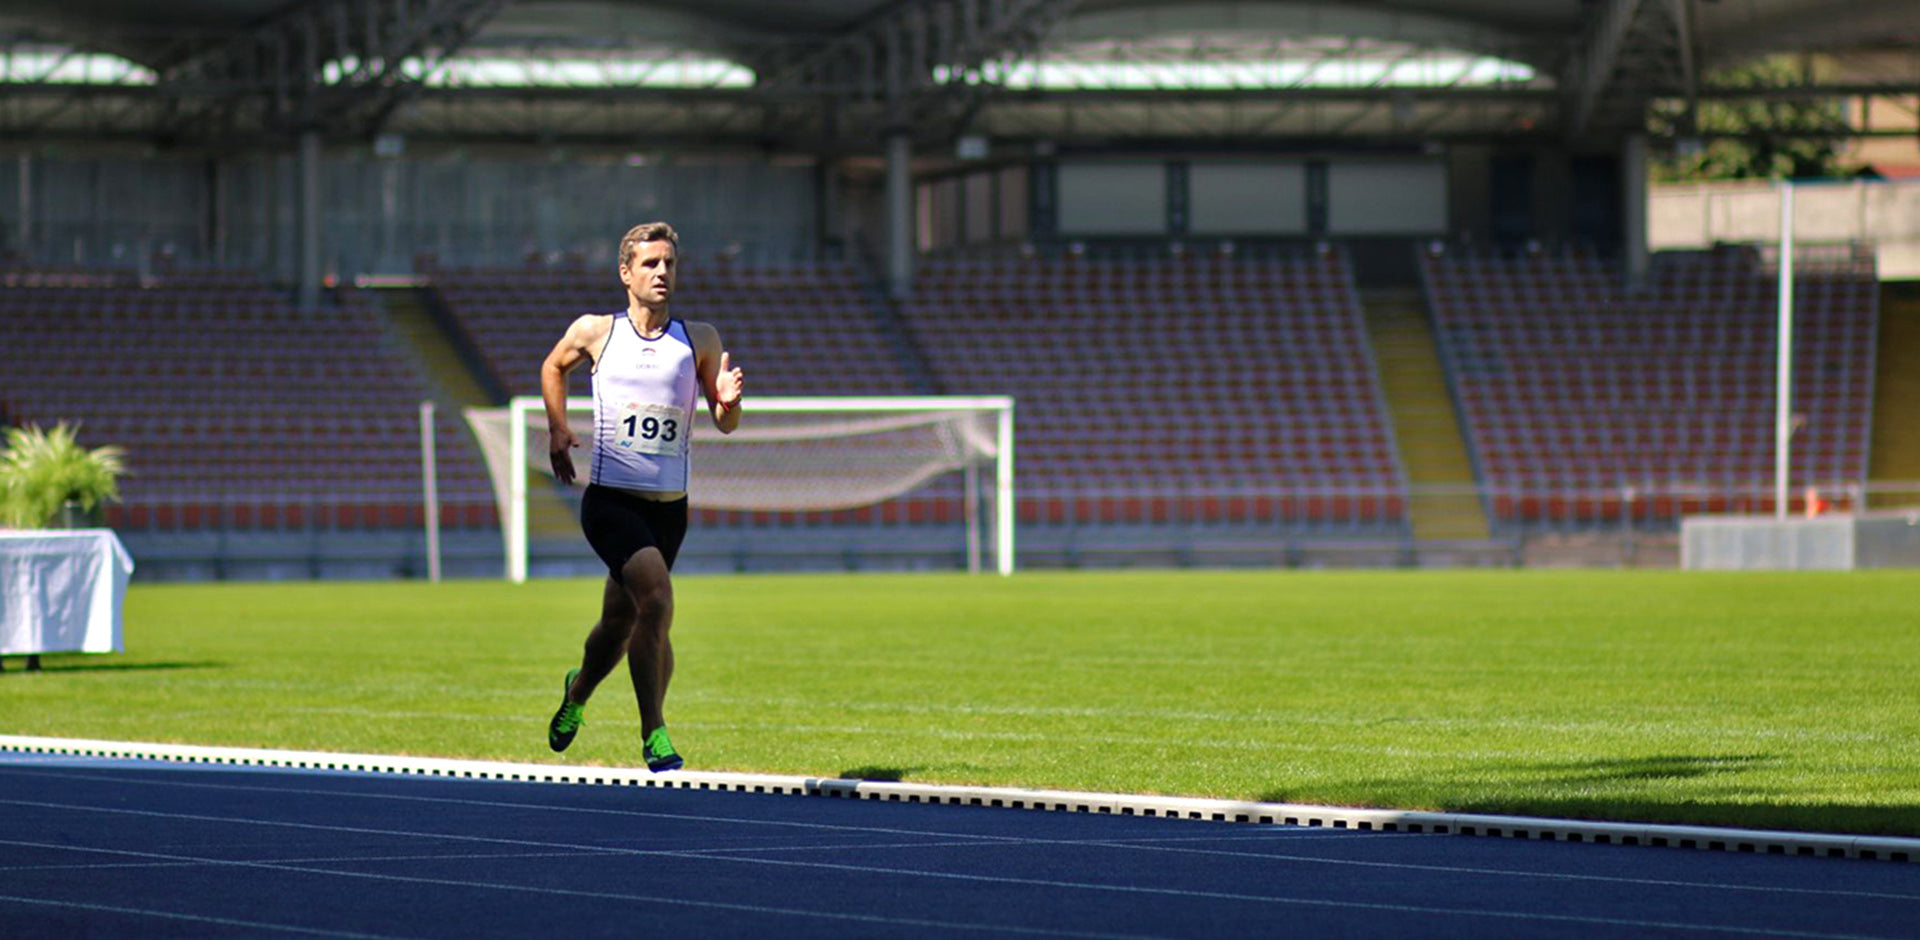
[
  {"x1": 671, "y1": 318, "x2": 692, "y2": 491},
  {"x1": 591, "y1": 312, "x2": 623, "y2": 484}
]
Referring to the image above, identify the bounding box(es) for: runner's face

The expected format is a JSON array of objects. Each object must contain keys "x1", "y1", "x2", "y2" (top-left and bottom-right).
[{"x1": 622, "y1": 240, "x2": 676, "y2": 306}]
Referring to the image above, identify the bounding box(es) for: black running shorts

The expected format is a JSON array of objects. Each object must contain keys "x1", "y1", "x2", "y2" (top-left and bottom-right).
[{"x1": 579, "y1": 484, "x2": 690, "y2": 577}]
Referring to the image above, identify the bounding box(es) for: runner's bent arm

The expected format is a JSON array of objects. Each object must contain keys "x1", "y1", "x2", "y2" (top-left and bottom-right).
[
  {"x1": 690, "y1": 321, "x2": 743, "y2": 433},
  {"x1": 540, "y1": 314, "x2": 612, "y2": 483}
]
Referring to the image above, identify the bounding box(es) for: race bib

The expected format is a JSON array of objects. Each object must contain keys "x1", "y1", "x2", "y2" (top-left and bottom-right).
[{"x1": 613, "y1": 402, "x2": 686, "y2": 457}]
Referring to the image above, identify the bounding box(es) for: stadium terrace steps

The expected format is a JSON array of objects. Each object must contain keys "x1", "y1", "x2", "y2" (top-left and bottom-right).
[
  {"x1": 855, "y1": 266, "x2": 942, "y2": 395},
  {"x1": 1868, "y1": 281, "x2": 1920, "y2": 506},
  {"x1": 376, "y1": 285, "x2": 574, "y2": 537},
  {"x1": 378, "y1": 286, "x2": 500, "y2": 410},
  {"x1": 1360, "y1": 288, "x2": 1489, "y2": 540}
]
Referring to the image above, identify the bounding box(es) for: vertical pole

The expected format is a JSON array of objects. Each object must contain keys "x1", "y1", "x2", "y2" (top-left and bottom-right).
[
  {"x1": 1305, "y1": 161, "x2": 1329, "y2": 237},
  {"x1": 1622, "y1": 133, "x2": 1649, "y2": 289},
  {"x1": 816, "y1": 158, "x2": 836, "y2": 260},
  {"x1": 1166, "y1": 161, "x2": 1188, "y2": 235},
  {"x1": 16, "y1": 153, "x2": 30, "y2": 257},
  {"x1": 382, "y1": 159, "x2": 400, "y2": 274},
  {"x1": 420, "y1": 400, "x2": 442, "y2": 583},
  {"x1": 995, "y1": 400, "x2": 1015, "y2": 576},
  {"x1": 508, "y1": 397, "x2": 530, "y2": 583},
  {"x1": 886, "y1": 132, "x2": 913, "y2": 300},
  {"x1": 964, "y1": 457, "x2": 981, "y2": 575},
  {"x1": 209, "y1": 159, "x2": 227, "y2": 266},
  {"x1": 298, "y1": 130, "x2": 322, "y2": 309},
  {"x1": 1774, "y1": 182, "x2": 1795, "y2": 521}
]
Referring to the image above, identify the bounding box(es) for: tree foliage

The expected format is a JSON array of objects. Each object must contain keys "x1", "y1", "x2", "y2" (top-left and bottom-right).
[{"x1": 1650, "y1": 56, "x2": 1856, "y2": 182}]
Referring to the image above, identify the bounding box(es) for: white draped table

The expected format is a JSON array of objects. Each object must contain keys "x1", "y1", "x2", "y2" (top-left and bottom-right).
[{"x1": 0, "y1": 529, "x2": 133, "y2": 664}]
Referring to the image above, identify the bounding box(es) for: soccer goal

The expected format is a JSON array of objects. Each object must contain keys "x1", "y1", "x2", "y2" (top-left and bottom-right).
[{"x1": 464, "y1": 395, "x2": 1015, "y2": 581}]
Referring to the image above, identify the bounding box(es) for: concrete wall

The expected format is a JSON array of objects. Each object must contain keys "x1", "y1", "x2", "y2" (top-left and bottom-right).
[
  {"x1": 1681, "y1": 511, "x2": 1920, "y2": 570},
  {"x1": 1651, "y1": 179, "x2": 1920, "y2": 278},
  {"x1": 0, "y1": 145, "x2": 821, "y2": 277}
]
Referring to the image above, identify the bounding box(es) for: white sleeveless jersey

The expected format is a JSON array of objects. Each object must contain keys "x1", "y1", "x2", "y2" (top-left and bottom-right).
[{"x1": 590, "y1": 315, "x2": 698, "y2": 493}]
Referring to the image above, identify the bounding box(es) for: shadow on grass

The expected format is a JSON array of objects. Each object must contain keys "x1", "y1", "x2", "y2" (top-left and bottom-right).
[
  {"x1": 1517, "y1": 753, "x2": 1776, "y2": 784},
  {"x1": 1, "y1": 658, "x2": 226, "y2": 674},
  {"x1": 838, "y1": 766, "x2": 921, "y2": 782},
  {"x1": 1259, "y1": 752, "x2": 1920, "y2": 836}
]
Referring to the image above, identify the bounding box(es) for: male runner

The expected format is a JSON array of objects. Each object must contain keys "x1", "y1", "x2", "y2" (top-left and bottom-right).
[{"x1": 541, "y1": 221, "x2": 743, "y2": 771}]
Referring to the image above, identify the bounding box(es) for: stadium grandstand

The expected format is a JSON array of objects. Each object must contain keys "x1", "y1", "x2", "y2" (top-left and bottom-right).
[{"x1": 2, "y1": 0, "x2": 1918, "y2": 578}]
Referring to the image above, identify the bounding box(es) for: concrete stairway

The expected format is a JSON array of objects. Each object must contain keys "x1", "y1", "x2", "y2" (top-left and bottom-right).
[
  {"x1": 376, "y1": 287, "x2": 576, "y2": 536},
  {"x1": 1868, "y1": 281, "x2": 1920, "y2": 507},
  {"x1": 383, "y1": 287, "x2": 499, "y2": 406},
  {"x1": 1360, "y1": 289, "x2": 1490, "y2": 540}
]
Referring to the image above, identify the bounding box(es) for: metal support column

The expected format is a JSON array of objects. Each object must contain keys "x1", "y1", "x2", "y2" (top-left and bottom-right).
[
  {"x1": 1623, "y1": 133, "x2": 1649, "y2": 288},
  {"x1": 15, "y1": 153, "x2": 31, "y2": 258},
  {"x1": 886, "y1": 132, "x2": 914, "y2": 300},
  {"x1": 208, "y1": 159, "x2": 228, "y2": 266},
  {"x1": 298, "y1": 130, "x2": 322, "y2": 309}
]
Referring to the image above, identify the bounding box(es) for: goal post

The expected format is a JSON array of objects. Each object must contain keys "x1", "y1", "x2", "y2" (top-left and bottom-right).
[{"x1": 470, "y1": 395, "x2": 1015, "y2": 582}]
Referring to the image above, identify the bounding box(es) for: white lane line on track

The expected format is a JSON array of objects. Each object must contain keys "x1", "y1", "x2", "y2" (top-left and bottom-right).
[
  {"x1": 3, "y1": 764, "x2": 1909, "y2": 904},
  {"x1": 1070, "y1": 840, "x2": 1920, "y2": 904},
  {"x1": 0, "y1": 764, "x2": 1039, "y2": 842},
  {"x1": 0, "y1": 832, "x2": 1431, "y2": 876},
  {"x1": 0, "y1": 894, "x2": 417, "y2": 939},
  {"x1": 660, "y1": 850, "x2": 1912, "y2": 940},
  {"x1": 0, "y1": 839, "x2": 1174, "y2": 940},
  {"x1": 0, "y1": 804, "x2": 1905, "y2": 940},
  {"x1": 0, "y1": 795, "x2": 1399, "y2": 871},
  {"x1": 0, "y1": 849, "x2": 632, "y2": 874}
]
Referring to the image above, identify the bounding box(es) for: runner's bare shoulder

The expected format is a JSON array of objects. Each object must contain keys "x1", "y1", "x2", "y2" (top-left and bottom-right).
[{"x1": 569, "y1": 313, "x2": 618, "y2": 364}]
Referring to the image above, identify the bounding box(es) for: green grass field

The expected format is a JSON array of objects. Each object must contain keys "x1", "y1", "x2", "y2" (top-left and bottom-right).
[{"x1": 3, "y1": 570, "x2": 1916, "y2": 836}]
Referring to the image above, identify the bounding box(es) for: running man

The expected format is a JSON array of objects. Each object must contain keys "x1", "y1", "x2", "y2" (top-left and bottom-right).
[{"x1": 541, "y1": 221, "x2": 743, "y2": 771}]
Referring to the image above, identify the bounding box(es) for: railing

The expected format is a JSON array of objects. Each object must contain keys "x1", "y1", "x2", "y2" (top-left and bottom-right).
[
  {"x1": 1478, "y1": 481, "x2": 1920, "y2": 533},
  {"x1": 94, "y1": 482, "x2": 1920, "y2": 537},
  {"x1": 920, "y1": 238, "x2": 1345, "y2": 265},
  {"x1": 103, "y1": 495, "x2": 498, "y2": 533}
]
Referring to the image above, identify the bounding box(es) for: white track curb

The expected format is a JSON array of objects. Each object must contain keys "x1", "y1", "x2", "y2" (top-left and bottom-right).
[{"x1": 3, "y1": 735, "x2": 1914, "y2": 864}]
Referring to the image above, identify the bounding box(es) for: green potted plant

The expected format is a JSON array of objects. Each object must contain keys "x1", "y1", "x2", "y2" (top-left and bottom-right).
[{"x1": 0, "y1": 422, "x2": 126, "y2": 530}]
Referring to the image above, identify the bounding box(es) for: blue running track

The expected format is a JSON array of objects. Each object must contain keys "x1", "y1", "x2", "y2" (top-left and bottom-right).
[{"x1": 0, "y1": 752, "x2": 1916, "y2": 939}]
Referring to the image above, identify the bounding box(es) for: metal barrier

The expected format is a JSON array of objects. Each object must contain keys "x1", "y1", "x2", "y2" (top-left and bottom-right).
[{"x1": 91, "y1": 481, "x2": 1920, "y2": 579}]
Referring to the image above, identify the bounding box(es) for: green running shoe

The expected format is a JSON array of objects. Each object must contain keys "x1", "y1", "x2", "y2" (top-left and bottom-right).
[
  {"x1": 644, "y1": 726, "x2": 683, "y2": 772},
  {"x1": 548, "y1": 668, "x2": 584, "y2": 752}
]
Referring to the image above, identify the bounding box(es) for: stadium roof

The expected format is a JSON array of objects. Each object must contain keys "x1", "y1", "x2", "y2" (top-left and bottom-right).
[
  {"x1": 1, "y1": 0, "x2": 1916, "y2": 148},
  {"x1": 13, "y1": 0, "x2": 1918, "y2": 60}
]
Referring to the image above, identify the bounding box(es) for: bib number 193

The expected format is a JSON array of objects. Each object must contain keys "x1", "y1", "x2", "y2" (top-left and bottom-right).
[{"x1": 615, "y1": 403, "x2": 683, "y2": 456}]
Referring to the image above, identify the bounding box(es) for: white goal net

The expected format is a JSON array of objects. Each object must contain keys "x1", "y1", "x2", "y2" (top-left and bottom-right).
[{"x1": 464, "y1": 395, "x2": 1014, "y2": 580}]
